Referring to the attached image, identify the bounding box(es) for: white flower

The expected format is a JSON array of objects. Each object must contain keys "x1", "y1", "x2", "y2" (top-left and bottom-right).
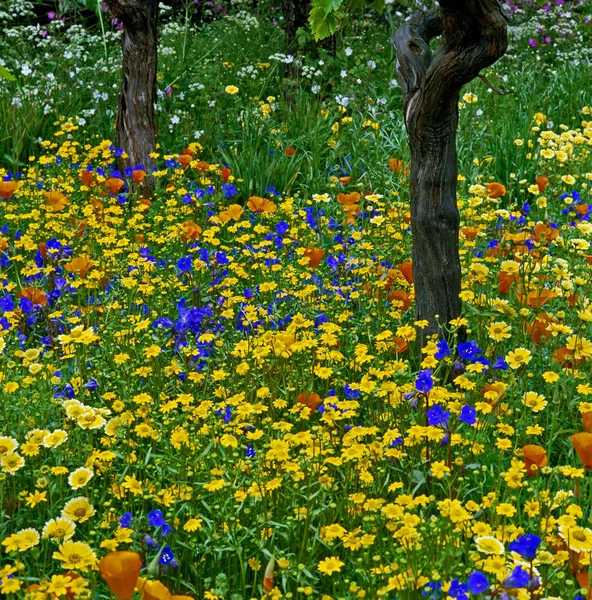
[
  {"x1": 367, "y1": 60, "x2": 376, "y2": 69},
  {"x1": 311, "y1": 85, "x2": 320, "y2": 94},
  {"x1": 345, "y1": 47, "x2": 353, "y2": 56},
  {"x1": 340, "y1": 70, "x2": 347, "y2": 78}
]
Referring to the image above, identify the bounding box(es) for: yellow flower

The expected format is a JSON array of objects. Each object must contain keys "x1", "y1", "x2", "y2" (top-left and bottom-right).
[
  {"x1": 566, "y1": 335, "x2": 592, "y2": 359},
  {"x1": 318, "y1": 556, "x2": 345, "y2": 575},
  {"x1": 225, "y1": 85, "x2": 239, "y2": 95},
  {"x1": 68, "y1": 467, "x2": 94, "y2": 490},
  {"x1": 0, "y1": 437, "x2": 18, "y2": 456},
  {"x1": 43, "y1": 430, "x2": 68, "y2": 448},
  {"x1": 53, "y1": 540, "x2": 97, "y2": 571},
  {"x1": 522, "y1": 391, "x2": 547, "y2": 412},
  {"x1": 25, "y1": 490, "x2": 48, "y2": 508},
  {"x1": 15, "y1": 528, "x2": 40, "y2": 551},
  {"x1": 542, "y1": 371, "x2": 560, "y2": 383},
  {"x1": 431, "y1": 460, "x2": 451, "y2": 479},
  {"x1": 558, "y1": 525, "x2": 592, "y2": 552},
  {"x1": 203, "y1": 479, "x2": 227, "y2": 492},
  {"x1": 506, "y1": 348, "x2": 532, "y2": 369},
  {"x1": 496, "y1": 503, "x2": 516, "y2": 517},
  {"x1": 184, "y1": 517, "x2": 203, "y2": 532},
  {"x1": 42, "y1": 518, "x2": 76, "y2": 541},
  {"x1": 1, "y1": 453, "x2": 25, "y2": 474},
  {"x1": 487, "y1": 322, "x2": 511, "y2": 342},
  {"x1": 62, "y1": 497, "x2": 96, "y2": 523},
  {"x1": 475, "y1": 536, "x2": 505, "y2": 555}
]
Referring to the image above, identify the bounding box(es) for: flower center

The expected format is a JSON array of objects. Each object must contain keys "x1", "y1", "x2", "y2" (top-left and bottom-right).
[{"x1": 573, "y1": 529, "x2": 587, "y2": 542}]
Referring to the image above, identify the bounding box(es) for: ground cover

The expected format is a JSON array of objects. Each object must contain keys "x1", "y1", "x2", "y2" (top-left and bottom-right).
[{"x1": 1, "y1": 1, "x2": 592, "y2": 598}]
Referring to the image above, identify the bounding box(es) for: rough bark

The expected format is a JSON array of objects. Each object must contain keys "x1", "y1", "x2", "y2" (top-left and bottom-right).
[
  {"x1": 279, "y1": 0, "x2": 310, "y2": 51},
  {"x1": 106, "y1": 0, "x2": 158, "y2": 173},
  {"x1": 392, "y1": 1, "x2": 507, "y2": 342}
]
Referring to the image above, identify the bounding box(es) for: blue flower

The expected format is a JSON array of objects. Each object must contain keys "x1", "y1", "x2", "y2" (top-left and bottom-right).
[
  {"x1": 426, "y1": 405, "x2": 450, "y2": 427},
  {"x1": 119, "y1": 512, "x2": 133, "y2": 528},
  {"x1": 458, "y1": 405, "x2": 476, "y2": 426},
  {"x1": 493, "y1": 355, "x2": 509, "y2": 370},
  {"x1": 422, "y1": 581, "x2": 442, "y2": 599},
  {"x1": 502, "y1": 565, "x2": 530, "y2": 589},
  {"x1": 245, "y1": 446, "x2": 256, "y2": 458},
  {"x1": 448, "y1": 579, "x2": 469, "y2": 600},
  {"x1": 159, "y1": 545, "x2": 175, "y2": 565},
  {"x1": 148, "y1": 509, "x2": 166, "y2": 527},
  {"x1": 467, "y1": 571, "x2": 489, "y2": 594},
  {"x1": 457, "y1": 340, "x2": 482, "y2": 362},
  {"x1": 435, "y1": 338, "x2": 451, "y2": 359},
  {"x1": 415, "y1": 369, "x2": 433, "y2": 393},
  {"x1": 508, "y1": 534, "x2": 541, "y2": 561},
  {"x1": 176, "y1": 255, "x2": 193, "y2": 274}
]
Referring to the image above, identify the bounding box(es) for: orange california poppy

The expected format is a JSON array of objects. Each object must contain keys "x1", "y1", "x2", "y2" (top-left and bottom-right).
[
  {"x1": 263, "y1": 555, "x2": 275, "y2": 593},
  {"x1": 19, "y1": 287, "x2": 48, "y2": 307},
  {"x1": 133, "y1": 169, "x2": 147, "y2": 184},
  {"x1": 304, "y1": 247, "x2": 324, "y2": 268},
  {"x1": 104, "y1": 178, "x2": 125, "y2": 194},
  {"x1": 79, "y1": 171, "x2": 94, "y2": 187},
  {"x1": 485, "y1": 182, "x2": 506, "y2": 198},
  {"x1": 285, "y1": 147, "x2": 296, "y2": 157},
  {"x1": 397, "y1": 261, "x2": 413, "y2": 284},
  {"x1": 388, "y1": 158, "x2": 407, "y2": 174},
  {"x1": 221, "y1": 168, "x2": 231, "y2": 183},
  {"x1": 195, "y1": 161, "x2": 209, "y2": 174},
  {"x1": 336, "y1": 192, "x2": 361, "y2": 206},
  {"x1": 497, "y1": 271, "x2": 516, "y2": 295},
  {"x1": 576, "y1": 204, "x2": 589, "y2": 216},
  {"x1": 218, "y1": 204, "x2": 244, "y2": 223},
  {"x1": 582, "y1": 412, "x2": 592, "y2": 434},
  {"x1": 532, "y1": 222, "x2": 559, "y2": 243},
  {"x1": 180, "y1": 221, "x2": 202, "y2": 242},
  {"x1": 571, "y1": 432, "x2": 592, "y2": 469},
  {"x1": 136, "y1": 579, "x2": 172, "y2": 600},
  {"x1": 44, "y1": 191, "x2": 69, "y2": 212},
  {"x1": 536, "y1": 176, "x2": 549, "y2": 193},
  {"x1": 521, "y1": 444, "x2": 547, "y2": 478},
  {"x1": 297, "y1": 392, "x2": 322, "y2": 412},
  {"x1": 339, "y1": 176, "x2": 351, "y2": 185},
  {"x1": 516, "y1": 287, "x2": 556, "y2": 308},
  {"x1": 178, "y1": 154, "x2": 192, "y2": 168},
  {"x1": 247, "y1": 196, "x2": 277, "y2": 213},
  {"x1": 392, "y1": 337, "x2": 408, "y2": 354},
  {"x1": 99, "y1": 551, "x2": 142, "y2": 600},
  {"x1": 0, "y1": 180, "x2": 19, "y2": 199},
  {"x1": 480, "y1": 382, "x2": 507, "y2": 406},
  {"x1": 64, "y1": 256, "x2": 95, "y2": 278},
  {"x1": 461, "y1": 226, "x2": 480, "y2": 241},
  {"x1": 389, "y1": 290, "x2": 411, "y2": 311},
  {"x1": 526, "y1": 313, "x2": 554, "y2": 344}
]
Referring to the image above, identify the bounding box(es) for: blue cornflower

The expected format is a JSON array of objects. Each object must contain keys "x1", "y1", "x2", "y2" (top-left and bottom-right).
[{"x1": 508, "y1": 534, "x2": 541, "y2": 561}]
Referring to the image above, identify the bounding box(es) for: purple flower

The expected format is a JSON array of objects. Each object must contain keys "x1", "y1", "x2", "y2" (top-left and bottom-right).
[
  {"x1": 448, "y1": 579, "x2": 469, "y2": 600},
  {"x1": 435, "y1": 338, "x2": 451, "y2": 359},
  {"x1": 457, "y1": 340, "x2": 482, "y2": 362},
  {"x1": 148, "y1": 509, "x2": 166, "y2": 527},
  {"x1": 459, "y1": 405, "x2": 476, "y2": 426},
  {"x1": 119, "y1": 512, "x2": 133, "y2": 528},
  {"x1": 502, "y1": 566, "x2": 530, "y2": 589},
  {"x1": 528, "y1": 38, "x2": 538, "y2": 47},
  {"x1": 427, "y1": 405, "x2": 450, "y2": 427},
  {"x1": 159, "y1": 545, "x2": 175, "y2": 565}
]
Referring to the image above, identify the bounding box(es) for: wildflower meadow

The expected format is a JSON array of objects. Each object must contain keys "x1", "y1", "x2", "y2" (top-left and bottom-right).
[{"x1": 1, "y1": 0, "x2": 592, "y2": 599}]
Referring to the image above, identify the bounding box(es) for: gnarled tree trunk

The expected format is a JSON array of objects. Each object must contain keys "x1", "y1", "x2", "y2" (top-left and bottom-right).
[
  {"x1": 393, "y1": 1, "x2": 508, "y2": 343},
  {"x1": 106, "y1": 0, "x2": 158, "y2": 173}
]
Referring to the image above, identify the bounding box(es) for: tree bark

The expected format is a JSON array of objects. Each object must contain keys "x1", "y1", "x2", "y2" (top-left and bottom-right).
[
  {"x1": 107, "y1": 0, "x2": 158, "y2": 173},
  {"x1": 279, "y1": 0, "x2": 311, "y2": 53},
  {"x1": 392, "y1": 1, "x2": 507, "y2": 343}
]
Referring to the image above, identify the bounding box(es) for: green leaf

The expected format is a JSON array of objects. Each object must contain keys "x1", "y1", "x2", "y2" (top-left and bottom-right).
[
  {"x1": 309, "y1": 6, "x2": 340, "y2": 41},
  {"x1": 372, "y1": 0, "x2": 385, "y2": 13},
  {"x1": 311, "y1": 0, "x2": 343, "y2": 13},
  {"x1": 0, "y1": 65, "x2": 15, "y2": 81}
]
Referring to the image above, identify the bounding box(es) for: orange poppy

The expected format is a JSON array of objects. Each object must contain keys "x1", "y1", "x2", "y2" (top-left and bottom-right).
[
  {"x1": 461, "y1": 226, "x2": 480, "y2": 241},
  {"x1": 521, "y1": 444, "x2": 547, "y2": 478},
  {"x1": 64, "y1": 256, "x2": 95, "y2": 278},
  {"x1": 221, "y1": 168, "x2": 231, "y2": 183},
  {"x1": 389, "y1": 290, "x2": 411, "y2": 311},
  {"x1": 99, "y1": 551, "x2": 142, "y2": 600},
  {"x1": 19, "y1": 287, "x2": 48, "y2": 307},
  {"x1": 553, "y1": 347, "x2": 577, "y2": 369},
  {"x1": 388, "y1": 158, "x2": 408, "y2": 174},
  {"x1": 180, "y1": 221, "x2": 202, "y2": 242},
  {"x1": 516, "y1": 287, "x2": 556, "y2": 308},
  {"x1": 497, "y1": 271, "x2": 516, "y2": 295},
  {"x1": 44, "y1": 191, "x2": 69, "y2": 212},
  {"x1": 178, "y1": 154, "x2": 192, "y2": 168},
  {"x1": 297, "y1": 392, "x2": 322, "y2": 412},
  {"x1": 582, "y1": 412, "x2": 592, "y2": 433},
  {"x1": 136, "y1": 579, "x2": 172, "y2": 600},
  {"x1": 105, "y1": 178, "x2": 124, "y2": 194},
  {"x1": 304, "y1": 247, "x2": 324, "y2": 268},
  {"x1": 480, "y1": 382, "x2": 507, "y2": 405},
  {"x1": 218, "y1": 204, "x2": 244, "y2": 223},
  {"x1": 285, "y1": 147, "x2": 296, "y2": 156},
  {"x1": 247, "y1": 196, "x2": 277, "y2": 213},
  {"x1": 571, "y1": 433, "x2": 592, "y2": 469},
  {"x1": 526, "y1": 313, "x2": 554, "y2": 344},
  {"x1": 263, "y1": 555, "x2": 275, "y2": 593},
  {"x1": 336, "y1": 192, "x2": 360, "y2": 206},
  {"x1": 536, "y1": 176, "x2": 549, "y2": 193},
  {"x1": 532, "y1": 222, "x2": 559, "y2": 243},
  {"x1": 195, "y1": 161, "x2": 209, "y2": 174},
  {"x1": 79, "y1": 171, "x2": 94, "y2": 187},
  {"x1": 392, "y1": 337, "x2": 408, "y2": 354},
  {"x1": 485, "y1": 182, "x2": 506, "y2": 198},
  {"x1": 576, "y1": 571, "x2": 592, "y2": 600},
  {"x1": 397, "y1": 261, "x2": 413, "y2": 284},
  {"x1": 0, "y1": 180, "x2": 19, "y2": 199},
  {"x1": 133, "y1": 169, "x2": 147, "y2": 184},
  {"x1": 339, "y1": 176, "x2": 351, "y2": 185}
]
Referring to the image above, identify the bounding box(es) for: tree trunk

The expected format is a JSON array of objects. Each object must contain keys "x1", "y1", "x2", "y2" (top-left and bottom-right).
[
  {"x1": 279, "y1": 0, "x2": 310, "y2": 52},
  {"x1": 392, "y1": 1, "x2": 507, "y2": 343},
  {"x1": 107, "y1": 0, "x2": 158, "y2": 173}
]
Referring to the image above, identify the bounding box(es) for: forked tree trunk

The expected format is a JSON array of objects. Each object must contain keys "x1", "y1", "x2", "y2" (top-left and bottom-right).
[
  {"x1": 393, "y1": 1, "x2": 507, "y2": 343},
  {"x1": 106, "y1": 0, "x2": 158, "y2": 173}
]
